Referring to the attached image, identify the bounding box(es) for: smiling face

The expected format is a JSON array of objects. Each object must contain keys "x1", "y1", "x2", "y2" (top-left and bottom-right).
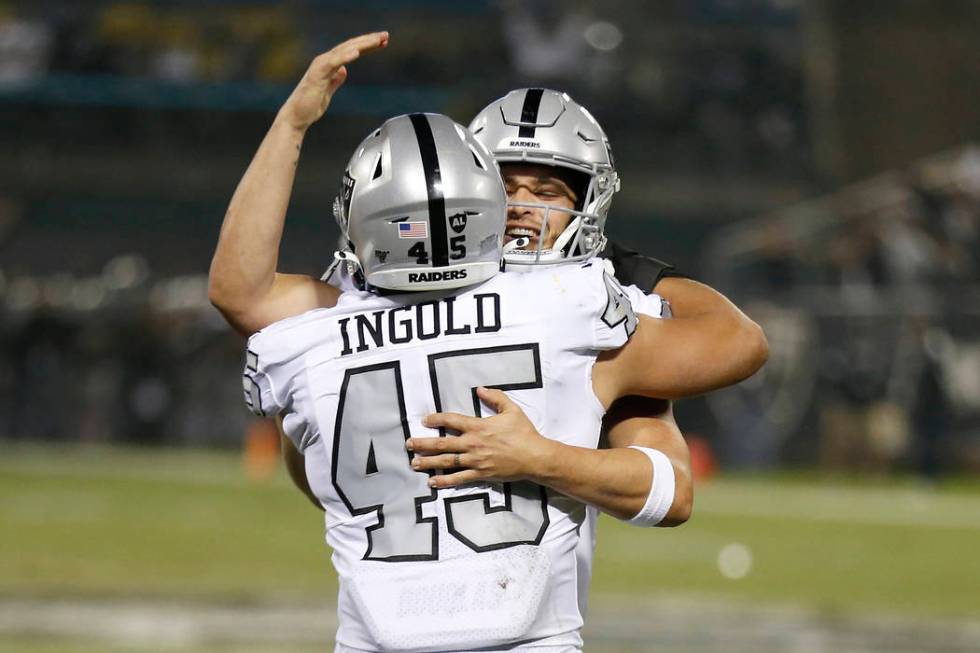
[{"x1": 501, "y1": 163, "x2": 582, "y2": 250}]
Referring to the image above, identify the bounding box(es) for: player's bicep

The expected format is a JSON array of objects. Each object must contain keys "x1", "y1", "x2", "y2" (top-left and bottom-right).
[
  {"x1": 221, "y1": 274, "x2": 339, "y2": 336},
  {"x1": 598, "y1": 313, "x2": 732, "y2": 401},
  {"x1": 653, "y1": 276, "x2": 731, "y2": 316},
  {"x1": 653, "y1": 276, "x2": 768, "y2": 379},
  {"x1": 263, "y1": 274, "x2": 340, "y2": 323}
]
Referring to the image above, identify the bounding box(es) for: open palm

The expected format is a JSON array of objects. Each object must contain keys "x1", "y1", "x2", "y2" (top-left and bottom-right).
[{"x1": 280, "y1": 31, "x2": 389, "y2": 131}]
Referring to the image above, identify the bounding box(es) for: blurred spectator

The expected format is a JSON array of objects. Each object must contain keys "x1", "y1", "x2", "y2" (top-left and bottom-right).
[
  {"x1": 706, "y1": 146, "x2": 980, "y2": 474},
  {"x1": 0, "y1": 4, "x2": 52, "y2": 83},
  {"x1": 11, "y1": 310, "x2": 75, "y2": 440},
  {"x1": 500, "y1": 0, "x2": 592, "y2": 83}
]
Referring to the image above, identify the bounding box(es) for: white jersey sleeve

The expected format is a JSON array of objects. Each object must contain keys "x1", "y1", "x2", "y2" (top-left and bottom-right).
[
  {"x1": 242, "y1": 320, "x2": 307, "y2": 418},
  {"x1": 594, "y1": 268, "x2": 639, "y2": 348},
  {"x1": 558, "y1": 258, "x2": 653, "y2": 351},
  {"x1": 620, "y1": 282, "x2": 671, "y2": 319}
]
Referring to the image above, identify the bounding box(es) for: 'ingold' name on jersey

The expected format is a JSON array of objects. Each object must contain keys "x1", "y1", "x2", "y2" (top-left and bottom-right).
[{"x1": 339, "y1": 293, "x2": 501, "y2": 356}]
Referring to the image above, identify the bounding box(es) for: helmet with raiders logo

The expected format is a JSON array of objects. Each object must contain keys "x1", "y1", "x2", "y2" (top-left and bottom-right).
[
  {"x1": 332, "y1": 113, "x2": 507, "y2": 292},
  {"x1": 468, "y1": 89, "x2": 620, "y2": 265}
]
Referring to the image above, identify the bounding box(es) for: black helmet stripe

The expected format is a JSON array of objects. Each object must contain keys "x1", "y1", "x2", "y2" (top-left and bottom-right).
[
  {"x1": 409, "y1": 113, "x2": 449, "y2": 267},
  {"x1": 518, "y1": 88, "x2": 545, "y2": 138}
]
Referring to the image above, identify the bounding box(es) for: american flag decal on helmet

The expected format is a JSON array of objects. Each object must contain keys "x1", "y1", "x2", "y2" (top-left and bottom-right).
[{"x1": 398, "y1": 221, "x2": 428, "y2": 239}]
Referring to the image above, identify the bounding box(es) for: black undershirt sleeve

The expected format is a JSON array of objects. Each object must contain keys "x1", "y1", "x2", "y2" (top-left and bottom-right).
[{"x1": 600, "y1": 240, "x2": 688, "y2": 292}]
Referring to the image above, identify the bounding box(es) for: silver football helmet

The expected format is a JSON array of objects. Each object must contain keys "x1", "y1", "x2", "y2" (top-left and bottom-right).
[
  {"x1": 333, "y1": 113, "x2": 507, "y2": 292},
  {"x1": 468, "y1": 88, "x2": 620, "y2": 265}
]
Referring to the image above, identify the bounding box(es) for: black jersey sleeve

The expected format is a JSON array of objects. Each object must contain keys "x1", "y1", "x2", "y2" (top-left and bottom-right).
[{"x1": 600, "y1": 240, "x2": 688, "y2": 292}]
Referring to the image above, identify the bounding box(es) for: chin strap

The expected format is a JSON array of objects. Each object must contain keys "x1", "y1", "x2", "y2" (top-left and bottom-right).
[{"x1": 552, "y1": 216, "x2": 582, "y2": 257}]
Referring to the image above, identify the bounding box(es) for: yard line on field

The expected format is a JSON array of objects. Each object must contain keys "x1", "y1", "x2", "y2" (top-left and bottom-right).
[{"x1": 697, "y1": 481, "x2": 980, "y2": 530}]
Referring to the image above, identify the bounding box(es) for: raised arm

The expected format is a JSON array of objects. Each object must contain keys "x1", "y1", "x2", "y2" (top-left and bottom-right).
[{"x1": 208, "y1": 32, "x2": 389, "y2": 336}]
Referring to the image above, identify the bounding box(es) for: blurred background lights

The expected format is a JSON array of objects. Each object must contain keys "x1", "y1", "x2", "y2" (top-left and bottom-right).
[
  {"x1": 102, "y1": 254, "x2": 150, "y2": 291},
  {"x1": 583, "y1": 21, "x2": 622, "y2": 52},
  {"x1": 718, "y1": 542, "x2": 753, "y2": 580},
  {"x1": 8, "y1": 276, "x2": 40, "y2": 311},
  {"x1": 69, "y1": 278, "x2": 108, "y2": 311}
]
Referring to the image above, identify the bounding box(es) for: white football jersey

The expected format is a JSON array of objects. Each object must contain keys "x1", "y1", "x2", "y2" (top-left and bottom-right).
[{"x1": 243, "y1": 260, "x2": 663, "y2": 652}]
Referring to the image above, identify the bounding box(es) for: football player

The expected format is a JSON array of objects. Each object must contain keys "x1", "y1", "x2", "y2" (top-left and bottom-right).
[
  {"x1": 208, "y1": 34, "x2": 765, "y2": 643},
  {"x1": 401, "y1": 90, "x2": 768, "y2": 620},
  {"x1": 236, "y1": 107, "x2": 743, "y2": 650}
]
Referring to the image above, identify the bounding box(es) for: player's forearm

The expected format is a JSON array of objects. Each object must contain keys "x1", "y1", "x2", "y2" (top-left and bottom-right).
[
  {"x1": 655, "y1": 278, "x2": 769, "y2": 383},
  {"x1": 415, "y1": 390, "x2": 686, "y2": 524},
  {"x1": 530, "y1": 440, "x2": 656, "y2": 521},
  {"x1": 611, "y1": 314, "x2": 762, "y2": 401},
  {"x1": 602, "y1": 399, "x2": 693, "y2": 526},
  {"x1": 208, "y1": 116, "x2": 306, "y2": 329}
]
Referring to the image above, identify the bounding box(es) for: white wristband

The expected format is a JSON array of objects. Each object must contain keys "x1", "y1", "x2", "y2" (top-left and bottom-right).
[{"x1": 624, "y1": 446, "x2": 676, "y2": 526}]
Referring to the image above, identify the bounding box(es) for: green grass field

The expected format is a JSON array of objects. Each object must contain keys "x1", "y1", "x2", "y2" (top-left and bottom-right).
[{"x1": 2, "y1": 443, "x2": 979, "y2": 651}]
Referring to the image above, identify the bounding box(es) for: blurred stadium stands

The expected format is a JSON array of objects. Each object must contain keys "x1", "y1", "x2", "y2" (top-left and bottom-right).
[
  {"x1": 702, "y1": 146, "x2": 980, "y2": 476},
  {"x1": 0, "y1": 0, "x2": 978, "y2": 477}
]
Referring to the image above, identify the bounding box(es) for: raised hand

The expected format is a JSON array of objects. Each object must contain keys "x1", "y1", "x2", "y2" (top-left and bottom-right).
[
  {"x1": 278, "y1": 31, "x2": 389, "y2": 131},
  {"x1": 407, "y1": 387, "x2": 555, "y2": 489}
]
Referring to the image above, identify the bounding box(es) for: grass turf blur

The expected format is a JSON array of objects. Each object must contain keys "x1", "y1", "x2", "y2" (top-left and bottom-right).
[{"x1": 2, "y1": 444, "x2": 979, "y2": 617}]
